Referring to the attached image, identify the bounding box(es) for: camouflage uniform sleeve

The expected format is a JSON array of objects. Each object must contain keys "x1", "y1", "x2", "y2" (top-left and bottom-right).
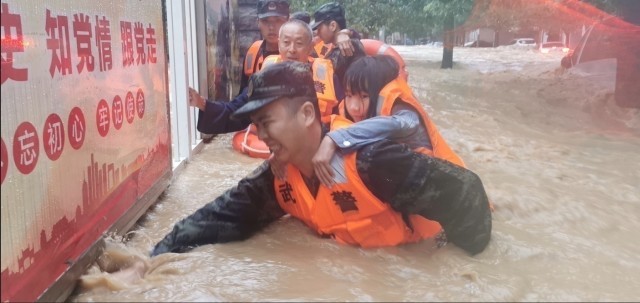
[
  {"x1": 150, "y1": 161, "x2": 286, "y2": 256},
  {"x1": 356, "y1": 140, "x2": 492, "y2": 255}
]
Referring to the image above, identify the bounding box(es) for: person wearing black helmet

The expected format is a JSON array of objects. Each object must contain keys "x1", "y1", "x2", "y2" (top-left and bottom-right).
[
  {"x1": 240, "y1": 0, "x2": 291, "y2": 93},
  {"x1": 152, "y1": 61, "x2": 493, "y2": 258},
  {"x1": 188, "y1": 2, "x2": 357, "y2": 135},
  {"x1": 311, "y1": 2, "x2": 365, "y2": 82},
  {"x1": 186, "y1": 0, "x2": 290, "y2": 136}
]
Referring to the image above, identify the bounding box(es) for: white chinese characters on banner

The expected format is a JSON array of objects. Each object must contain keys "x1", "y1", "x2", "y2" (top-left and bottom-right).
[{"x1": 0, "y1": 1, "x2": 169, "y2": 302}]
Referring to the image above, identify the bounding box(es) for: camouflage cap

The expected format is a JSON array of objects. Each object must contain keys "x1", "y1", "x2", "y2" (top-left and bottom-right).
[
  {"x1": 257, "y1": 0, "x2": 290, "y2": 19},
  {"x1": 310, "y1": 2, "x2": 345, "y2": 30},
  {"x1": 232, "y1": 61, "x2": 317, "y2": 119}
]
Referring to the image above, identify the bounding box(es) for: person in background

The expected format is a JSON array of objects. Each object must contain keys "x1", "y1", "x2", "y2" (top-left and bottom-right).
[
  {"x1": 290, "y1": 11, "x2": 325, "y2": 58},
  {"x1": 312, "y1": 55, "x2": 468, "y2": 188},
  {"x1": 151, "y1": 61, "x2": 492, "y2": 257},
  {"x1": 189, "y1": 9, "x2": 356, "y2": 135},
  {"x1": 187, "y1": 0, "x2": 290, "y2": 135},
  {"x1": 189, "y1": 19, "x2": 345, "y2": 133},
  {"x1": 260, "y1": 19, "x2": 344, "y2": 118},
  {"x1": 240, "y1": 0, "x2": 290, "y2": 94},
  {"x1": 361, "y1": 39, "x2": 409, "y2": 81},
  {"x1": 260, "y1": 19, "x2": 315, "y2": 67},
  {"x1": 310, "y1": 2, "x2": 365, "y2": 81},
  {"x1": 312, "y1": 35, "x2": 331, "y2": 59},
  {"x1": 290, "y1": 11, "x2": 311, "y2": 24}
]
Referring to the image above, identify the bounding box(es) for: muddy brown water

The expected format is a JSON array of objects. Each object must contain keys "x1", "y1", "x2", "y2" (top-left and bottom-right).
[{"x1": 69, "y1": 46, "x2": 640, "y2": 302}]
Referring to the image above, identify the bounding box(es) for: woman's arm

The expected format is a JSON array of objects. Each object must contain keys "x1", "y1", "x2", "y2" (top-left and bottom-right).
[
  {"x1": 327, "y1": 104, "x2": 426, "y2": 153},
  {"x1": 313, "y1": 103, "x2": 428, "y2": 187}
]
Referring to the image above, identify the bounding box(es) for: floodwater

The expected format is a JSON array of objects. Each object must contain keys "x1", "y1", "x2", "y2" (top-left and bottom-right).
[{"x1": 69, "y1": 46, "x2": 640, "y2": 302}]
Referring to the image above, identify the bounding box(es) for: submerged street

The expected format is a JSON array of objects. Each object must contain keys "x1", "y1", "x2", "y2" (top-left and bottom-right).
[{"x1": 71, "y1": 46, "x2": 640, "y2": 302}]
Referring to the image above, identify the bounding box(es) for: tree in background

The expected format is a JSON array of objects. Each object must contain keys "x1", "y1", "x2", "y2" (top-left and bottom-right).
[
  {"x1": 291, "y1": 0, "x2": 385, "y2": 38},
  {"x1": 468, "y1": 0, "x2": 528, "y2": 46},
  {"x1": 292, "y1": 0, "x2": 447, "y2": 43},
  {"x1": 386, "y1": 0, "x2": 437, "y2": 43},
  {"x1": 423, "y1": 0, "x2": 474, "y2": 69},
  {"x1": 470, "y1": 0, "x2": 626, "y2": 46},
  {"x1": 290, "y1": 0, "x2": 473, "y2": 68},
  {"x1": 289, "y1": 0, "x2": 628, "y2": 69}
]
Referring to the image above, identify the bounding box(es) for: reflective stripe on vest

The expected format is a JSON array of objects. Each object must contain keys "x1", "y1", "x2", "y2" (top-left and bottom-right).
[
  {"x1": 377, "y1": 43, "x2": 390, "y2": 55},
  {"x1": 312, "y1": 58, "x2": 339, "y2": 117},
  {"x1": 244, "y1": 40, "x2": 264, "y2": 77},
  {"x1": 273, "y1": 115, "x2": 443, "y2": 247},
  {"x1": 377, "y1": 79, "x2": 466, "y2": 167}
]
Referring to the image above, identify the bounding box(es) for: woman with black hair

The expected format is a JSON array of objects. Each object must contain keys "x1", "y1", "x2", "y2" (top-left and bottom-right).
[{"x1": 312, "y1": 55, "x2": 466, "y2": 187}]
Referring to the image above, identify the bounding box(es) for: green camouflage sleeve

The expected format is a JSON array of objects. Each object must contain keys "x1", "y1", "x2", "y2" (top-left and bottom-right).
[
  {"x1": 356, "y1": 140, "x2": 492, "y2": 255},
  {"x1": 151, "y1": 161, "x2": 286, "y2": 256}
]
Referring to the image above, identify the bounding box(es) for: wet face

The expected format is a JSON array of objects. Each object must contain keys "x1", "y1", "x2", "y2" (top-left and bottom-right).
[
  {"x1": 278, "y1": 23, "x2": 313, "y2": 62},
  {"x1": 258, "y1": 16, "x2": 288, "y2": 45},
  {"x1": 344, "y1": 89, "x2": 370, "y2": 122},
  {"x1": 315, "y1": 22, "x2": 335, "y2": 44},
  {"x1": 250, "y1": 98, "x2": 305, "y2": 164}
]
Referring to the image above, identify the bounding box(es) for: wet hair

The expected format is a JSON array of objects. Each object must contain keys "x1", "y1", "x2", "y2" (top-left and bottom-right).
[
  {"x1": 279, "y1": 19, "x2": 313, "y2": 44},
  {"x1": 343, "y1": 55, "x2": 399, "y2": 120},
  {"x1": 290, "y1": 11, "x2": 311, "y2": 24}
]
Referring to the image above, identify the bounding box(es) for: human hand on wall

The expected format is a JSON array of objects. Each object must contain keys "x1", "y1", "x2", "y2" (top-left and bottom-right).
[{"x1": 188, "y1": 87, "x2": 205, "y2": 111}]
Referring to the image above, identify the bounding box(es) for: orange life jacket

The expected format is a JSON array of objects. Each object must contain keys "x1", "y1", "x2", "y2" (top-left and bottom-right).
[
  {"x1": 381, "y1": 82, "x2": 494, "y2": 209},
  {"x1": 261, "y1": 55, "x2": 336, "y2": 119},
  {"x1": 361, "y1": 39, "x2": 405, "y2": 67},
  {"x1": 313, "y1": 39, "x2": 333, "y2": 59},
  {"x1": 312, "y1": 58, "x2": 340, "y2": 118},
  {"x1": 244, "y1": 40, "x2": 265, "y2": 78},
  {"x1": 273, "y1": 115, "x2": 443, "y2": 248},
  {"x1": 361, "y1": 39, "x2": 408, "y2": 81},
  {"x1": 339, "y1": 80, "x2": 466, "y2": 167},
  {"x1": 380, "y1": 80, "x2": 466, "y2": 167}
]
